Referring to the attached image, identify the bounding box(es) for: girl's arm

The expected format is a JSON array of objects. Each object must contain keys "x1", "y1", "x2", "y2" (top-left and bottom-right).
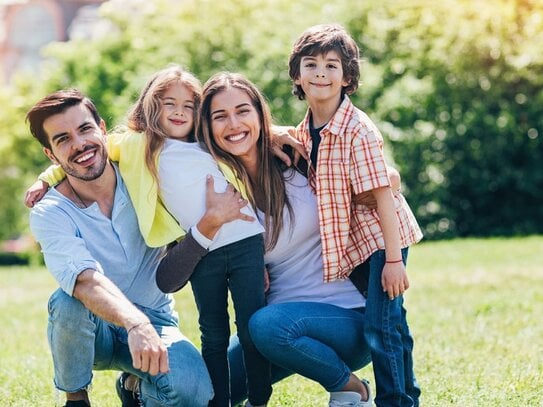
[
  {"x1": 373, "y1": 186, "x2": 409, "y2": 300},
  {"x1": 24, "y1": 165, "x2": 66, "y2": 208},
  {"x1": 156, "y1": 176, "x2": 254, "y2": 293}
]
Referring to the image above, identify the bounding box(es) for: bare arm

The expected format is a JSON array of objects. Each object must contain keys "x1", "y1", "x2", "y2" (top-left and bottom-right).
[
  {"x1": 73, "y1": 269, "x2": 169, "y2": 376},
  {"x1": 373, "y1": 186, "x2": 409, "y2": 300},
  {"x1": 270, "y1": 124, "x2": 308, "y2": 166},
  {"x1": 352, "y1": 166, "x2": 402, "y2": 208}
]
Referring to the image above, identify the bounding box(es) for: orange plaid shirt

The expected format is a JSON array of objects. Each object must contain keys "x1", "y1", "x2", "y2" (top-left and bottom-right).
[{"x1": 297, "y1": 96, "x2": 423, "y2": 282}]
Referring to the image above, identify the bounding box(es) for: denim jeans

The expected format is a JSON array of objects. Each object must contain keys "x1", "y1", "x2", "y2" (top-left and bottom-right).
[
  {"x1": 190, "y1": 234, "x2": 272, "y2": 407},
  {"x1": 228, "y1": 301, "x2": 372, "y2": 405},
  {"x1": 364, "y1": 248, "x2": 420, "y2": 407},
  {"x1": 47, "y1": 288, "x2": 213, "y2": 406}
]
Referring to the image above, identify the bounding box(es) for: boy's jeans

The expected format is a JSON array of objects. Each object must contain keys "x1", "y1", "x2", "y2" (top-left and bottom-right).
[
  {"x1": 190, "y1": 234, "x2": 272, "y2": 407},
  {"x1": 365, "y1": 248, "x2": 421, "y2": 407},
  {"x1": 47, "y1": 289, "x2": 213, "y2": 407}
]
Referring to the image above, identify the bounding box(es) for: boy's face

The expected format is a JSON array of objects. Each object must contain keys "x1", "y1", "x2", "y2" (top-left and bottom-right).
[{"x1": 295, "y1": 50, "x2": 348, "y2": 106}]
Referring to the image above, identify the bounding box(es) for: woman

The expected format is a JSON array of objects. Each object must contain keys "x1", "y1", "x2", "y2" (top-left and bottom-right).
[{"x1": 157, "y1": 71, "x2": 386, "y2": 407}]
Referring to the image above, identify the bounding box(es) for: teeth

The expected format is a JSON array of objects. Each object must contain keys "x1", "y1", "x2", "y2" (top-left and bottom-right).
[
  {"x1": 76, "y1": 151, "x2": 95, "y2": 163},
  {"x1": 227, "y1": 132, "x2": 246, "y2": 142}
]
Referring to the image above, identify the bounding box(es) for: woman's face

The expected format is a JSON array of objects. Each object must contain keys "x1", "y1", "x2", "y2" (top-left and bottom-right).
[{"x1": 209, "y1": 87, "x2": 260, "y2": 164}]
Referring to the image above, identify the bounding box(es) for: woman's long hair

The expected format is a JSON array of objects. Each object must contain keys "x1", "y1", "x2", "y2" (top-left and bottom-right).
[
  {"x1": 198, "y1": 72, "x2": 293, "y2": 250},
  {"x1": 127, "y1": 65, "x2": 202, "y2": 186}
]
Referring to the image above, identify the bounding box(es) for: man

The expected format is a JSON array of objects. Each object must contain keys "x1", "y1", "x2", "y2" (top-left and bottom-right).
[{"x1": 27, "y1": 89, "x2": 213, "y2": 406}]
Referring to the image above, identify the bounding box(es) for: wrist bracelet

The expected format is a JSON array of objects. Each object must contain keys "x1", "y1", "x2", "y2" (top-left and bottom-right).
[
  {"x1": 385, "y1": 259, "x2": 403, "y2": 264},
  {"x1": 127, "y1": 321, "x2": 150, "y2": 335}
]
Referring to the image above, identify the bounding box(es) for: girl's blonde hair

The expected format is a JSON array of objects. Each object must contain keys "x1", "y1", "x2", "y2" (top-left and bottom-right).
[
  {"x1": 198, "y1": 72, "x2": 293, "y2": 250},
  {"x1": 127, "y1": 65, "x2": 202, "y2": 185}
]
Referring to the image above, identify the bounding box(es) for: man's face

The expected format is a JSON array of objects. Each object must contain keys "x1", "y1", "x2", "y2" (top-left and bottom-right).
[{"x1": 43, "y1": 103, "x2": 108, "y2": 181}]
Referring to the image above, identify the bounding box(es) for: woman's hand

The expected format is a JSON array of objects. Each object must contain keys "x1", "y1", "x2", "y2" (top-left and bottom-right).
[
  {"x1": 197, "y1": 175, "x2": 255, "y2": 240},
  {"x1": 24, "y1": 180, "x2": 50, "y2": 208}
]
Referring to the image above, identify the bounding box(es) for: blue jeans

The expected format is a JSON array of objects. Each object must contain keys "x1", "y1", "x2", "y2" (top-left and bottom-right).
[
  {"x1": 364, "y1": 249, "x2": 420, "y2": 407},
  {"x1": 190, "y1": 234, "x2": 272, "y2": 407},
  {"x1": 47, "y1": 289, "x2": 213, "y2": 407},
  {"x1": 228, "y1": 301, "x2": 372, "y2": 405}
]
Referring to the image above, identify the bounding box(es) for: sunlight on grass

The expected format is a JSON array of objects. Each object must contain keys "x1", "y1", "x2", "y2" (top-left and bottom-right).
[{"x1": 1, "y1": 237, "x2": 542, "y2": 406}]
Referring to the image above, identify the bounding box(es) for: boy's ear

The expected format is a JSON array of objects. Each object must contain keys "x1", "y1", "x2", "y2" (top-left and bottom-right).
[{"x1": 43, "y1": 147, "x2": 58, "y2": 165}]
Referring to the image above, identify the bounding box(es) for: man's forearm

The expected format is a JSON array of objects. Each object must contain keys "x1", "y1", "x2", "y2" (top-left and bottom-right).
[{"x1": 73, "y1": 269, "x2": 149, "y2": 330}]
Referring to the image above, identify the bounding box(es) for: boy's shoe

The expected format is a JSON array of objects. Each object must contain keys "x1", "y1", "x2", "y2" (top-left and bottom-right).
[
  {"x1": 115, "y1": 372, "x2": 142, "y2": 407},
  {"x1": 329, "y1": 379, "x2": 372, "y2": 407}
]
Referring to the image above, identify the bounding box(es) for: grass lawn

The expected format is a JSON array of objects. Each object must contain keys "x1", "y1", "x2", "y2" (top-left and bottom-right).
[{"x1": 1, "y1": 236, "x2": 542, "y2": 406}]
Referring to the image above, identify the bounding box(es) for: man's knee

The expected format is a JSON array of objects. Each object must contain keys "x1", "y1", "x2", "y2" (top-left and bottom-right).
[{"x1": 48, "y1": 288, "x2": 90, "y2": 324}]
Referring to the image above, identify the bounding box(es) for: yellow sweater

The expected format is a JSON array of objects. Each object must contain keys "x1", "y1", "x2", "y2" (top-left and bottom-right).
[{"x1": 39, "y1": 129, "x2": 247, "y2": 248}]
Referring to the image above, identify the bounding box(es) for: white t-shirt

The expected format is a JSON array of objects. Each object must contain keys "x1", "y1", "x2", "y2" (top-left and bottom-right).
[
  {"x1": 159, "y1": 139, "x2": 264, "y2": 251},
  {"x1": 264, "y1": 169, "x2": 365, "y2": 308}
]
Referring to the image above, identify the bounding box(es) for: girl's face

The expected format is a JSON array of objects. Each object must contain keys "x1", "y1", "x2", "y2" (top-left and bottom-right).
[
  {"x1": 159, "y1": 81, "x2": 195, "y2": 141},
  {"x1": 210, "y1": 87, "x2": 260, "y2": 164}
]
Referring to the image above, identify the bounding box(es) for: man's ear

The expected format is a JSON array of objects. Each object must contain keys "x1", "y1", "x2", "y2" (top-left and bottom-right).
[
  {"x1": 99, "y1": 119, "x2": 107, "y2": 140},
  {"x1": 43, "y1": 147, "x2": 58, "y2": 164}
]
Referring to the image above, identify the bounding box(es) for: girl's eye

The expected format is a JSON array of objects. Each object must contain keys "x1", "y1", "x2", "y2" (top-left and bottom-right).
[
  {"x1": 185, "y1": 104, "x2": 194, "y2": 110},
  {"x1": 212, "y1": 115, "x2": 225, "y2": 121}
]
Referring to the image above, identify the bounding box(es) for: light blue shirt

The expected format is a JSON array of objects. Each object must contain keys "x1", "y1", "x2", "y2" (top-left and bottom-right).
[{"x1": 29, "y1": 164, "x2": 174, "y2": 313}]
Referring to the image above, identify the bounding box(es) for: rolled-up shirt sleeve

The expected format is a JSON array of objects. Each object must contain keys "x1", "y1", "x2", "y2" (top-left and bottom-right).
[{"x1": 29, "y1": 205, "x2": 102, "y2": 296}]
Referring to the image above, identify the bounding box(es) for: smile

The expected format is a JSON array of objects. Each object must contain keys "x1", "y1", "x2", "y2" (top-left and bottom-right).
[
  {"x1": 73, "y1": 149, "x2": 96, "y2": 164},
  {"x1": 169, "y1": 119, "x2": 187, "y2": 125},
  {"x1": 226, "y1": 132, "x2": 248, "y2": 142}
]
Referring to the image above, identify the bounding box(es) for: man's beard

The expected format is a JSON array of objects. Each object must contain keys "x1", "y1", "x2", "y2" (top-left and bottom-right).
[{"x1": 58, "y1": 145, "x2": 108, "y2": 181}]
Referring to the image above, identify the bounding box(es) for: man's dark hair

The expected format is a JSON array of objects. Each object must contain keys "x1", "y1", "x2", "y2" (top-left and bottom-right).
[
  {"x1": 289, "y1": 24, "x2": 360, "y2": 100},
  {"x1": 26, "y1": 89, "x2": 101, "y2": 148}
]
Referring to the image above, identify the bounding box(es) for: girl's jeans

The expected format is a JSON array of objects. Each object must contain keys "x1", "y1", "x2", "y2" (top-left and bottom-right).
[
  {"x1": 365, "y1": 248, "x2": 420, "y2": 407},
  {"x1": 228, "y1": 301, "x2": 372, "y2": 405},
  {"x1": 47, "y1": 289, "x2": 213, "y2": 407},
  {"x1": 190, "y1": 234, "x2": 272, "y2": 407}
]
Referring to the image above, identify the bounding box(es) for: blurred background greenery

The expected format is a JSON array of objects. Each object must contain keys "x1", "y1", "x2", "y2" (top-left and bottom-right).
[{"x1": 1, "y1": 0, "x2": 542, "y2": 262}]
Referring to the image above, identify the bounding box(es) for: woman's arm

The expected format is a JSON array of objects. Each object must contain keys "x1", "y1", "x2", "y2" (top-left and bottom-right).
[{"x1": 156, "y1": 176, "x2": 254, "y2": 293}]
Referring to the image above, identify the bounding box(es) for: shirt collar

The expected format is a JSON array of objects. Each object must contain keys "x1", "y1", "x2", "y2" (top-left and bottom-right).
[{"x1": 300, "y1": 95, "x2": 354, "y2": 138}]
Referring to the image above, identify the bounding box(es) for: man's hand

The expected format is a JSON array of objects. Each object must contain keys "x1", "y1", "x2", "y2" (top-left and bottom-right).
[
  {"x1": 24, "y1": 180, "x2": 49, "y2": 208},
  {"x1": 197, "y1": 175, "x2": 255, "y2": 239},
  {"x1": 270, "y1": 125, "x2": 308, "y2": 167},
  {"x1": 127, "y1": 321, "x2": 169, "y2": 376}
]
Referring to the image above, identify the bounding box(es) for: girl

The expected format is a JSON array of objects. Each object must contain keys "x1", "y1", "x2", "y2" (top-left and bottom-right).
[
  {"x1": 25, "y1": 66, "x2": 272, "y2": 407},
  {"x1": 158, "y1": 71, "x2": 376, "y2": 407}
]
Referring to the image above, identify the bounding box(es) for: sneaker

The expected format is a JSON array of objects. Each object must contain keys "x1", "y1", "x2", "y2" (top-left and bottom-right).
[
  {"x1": 329, "y1": 379, "x2": 372, "y2": 407},
  {"x1": 115, "y1": 372, "x2": 142, "y2": 407},
  {"x1": 63, "y1": 401, "x2": 90, "y2": 407}
]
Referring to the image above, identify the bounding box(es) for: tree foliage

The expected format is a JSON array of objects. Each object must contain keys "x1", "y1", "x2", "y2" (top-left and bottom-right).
[{"x1": 1, "y1": 0, "x2": 541, "y2": 241}]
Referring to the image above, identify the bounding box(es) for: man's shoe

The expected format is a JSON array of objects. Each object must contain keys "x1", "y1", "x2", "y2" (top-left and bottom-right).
[
  {"x1": 115, "y1": 372, "x2": 142, "y2": 407},
  {"x1": 63, "y1": 401, "x2": 90, "y2": 407}
]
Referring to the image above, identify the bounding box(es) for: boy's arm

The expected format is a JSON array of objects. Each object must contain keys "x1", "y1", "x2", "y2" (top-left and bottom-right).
[
  {"x1": 270, "y1": 124, "x2": 308, "y2": 166},
  {"x1": 352, "y1": 166, "x2": 401, "y2": 208},
  {"x1": 373, "y1": 186, "x2": 409, "y2": 300}
]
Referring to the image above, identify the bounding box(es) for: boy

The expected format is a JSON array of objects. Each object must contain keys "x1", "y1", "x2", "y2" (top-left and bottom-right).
[{"x1": 289, "y1": 24, "x2": 423, "y2": 407}]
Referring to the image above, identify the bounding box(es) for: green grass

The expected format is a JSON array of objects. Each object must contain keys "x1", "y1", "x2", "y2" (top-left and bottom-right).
[{"x1": 1, "y1": 236, "x2": 542, "y2": 406}]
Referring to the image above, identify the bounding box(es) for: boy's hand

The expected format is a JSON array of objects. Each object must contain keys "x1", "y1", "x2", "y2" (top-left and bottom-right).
[
  {"x1": 24, "y1": 180, "x2": 50, "y2": 208},
  {"x1": 270, "y1": 125, "x2": 308, "y2": 166},
  {"x1": 381, "y1": 262, "x2": 409, "y2": 300}
]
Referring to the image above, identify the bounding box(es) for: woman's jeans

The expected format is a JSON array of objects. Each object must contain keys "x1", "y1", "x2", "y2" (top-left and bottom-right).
[
  {"x1": 47, "y1": 289, "x2": 213, "y2": 407},
  {"x1": 190, "y1": 235, "x2": 272, "y2": 406},
  {"x1": 228, "y1": 301, "x2": 372, "y2": 405},
  {"x1": 365, "y1": 248, "x2": 420, "y2": 407}
]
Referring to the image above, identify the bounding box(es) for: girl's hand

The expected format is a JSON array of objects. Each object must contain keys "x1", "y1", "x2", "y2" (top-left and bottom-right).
[
  {"x1": 24, "y1": 180, "x2": 50, "y2": 208},
  {"x1": 381, "y1": 262, "x2": 409, "y2": 300}
]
